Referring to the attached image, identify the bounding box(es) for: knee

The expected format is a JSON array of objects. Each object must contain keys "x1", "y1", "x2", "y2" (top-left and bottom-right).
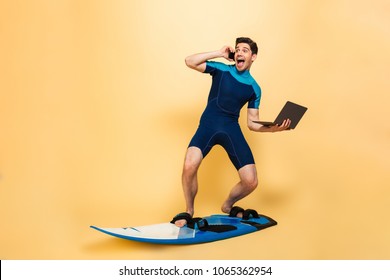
[
  {"x1": 242, "y1": 175, "x2": 258, "y2": 192},
  {"x1": 183, "y1": 159, "x2": 197, "y2": 175},
  {"x1": 239, "y1": 165, "x2": 258, "y2": 193},
  {"x1": 182, "y1": 155, "x2": 201, "y2": 177}
]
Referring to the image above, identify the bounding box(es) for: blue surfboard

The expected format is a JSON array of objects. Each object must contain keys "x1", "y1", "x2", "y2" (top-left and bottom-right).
[{"x1": 90, "y1": 213, "x2": 277, "y2": 245}]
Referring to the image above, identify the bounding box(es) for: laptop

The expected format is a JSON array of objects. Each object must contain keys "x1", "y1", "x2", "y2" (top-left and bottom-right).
[{"x1": 253, "y1": 101, "x2": 308, "y2": 129}]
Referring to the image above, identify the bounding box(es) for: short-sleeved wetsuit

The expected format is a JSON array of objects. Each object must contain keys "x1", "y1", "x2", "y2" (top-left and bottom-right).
[{"x1": 188, "y1": 61, "x2": 261, "y2": 170}]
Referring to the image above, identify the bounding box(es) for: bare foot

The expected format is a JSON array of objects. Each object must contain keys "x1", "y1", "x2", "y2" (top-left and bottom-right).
[
  {"x1": 221, "y1": 204, "x2": 244, "y2": 218},
  {"x1": 172, "y1": 212, "x2": 193, "y2": 228},
  {"x1": 175, "y1": 219, "x2": 188, "y2": 228}
]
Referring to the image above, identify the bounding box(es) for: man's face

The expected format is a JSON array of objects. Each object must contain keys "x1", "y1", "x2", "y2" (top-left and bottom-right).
[{"x1": 234, "y1": 43, "x2": 257, "y2": 72}]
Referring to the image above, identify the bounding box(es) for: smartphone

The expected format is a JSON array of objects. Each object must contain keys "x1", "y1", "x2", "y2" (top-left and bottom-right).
[{"x1": 228, "y1": 51, "x2": 235, "y2": 60}]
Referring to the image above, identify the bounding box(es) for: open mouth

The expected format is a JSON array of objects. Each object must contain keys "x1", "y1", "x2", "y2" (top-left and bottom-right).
[{"x1": 236, "y1": 59, "x2": 245, "y2": 67}]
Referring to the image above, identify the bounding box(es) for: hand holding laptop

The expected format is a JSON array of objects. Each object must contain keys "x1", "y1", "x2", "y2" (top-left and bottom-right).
[
  {"x1": 253, "y1": 101, "x2": 307, "y2": 130},
  {"x1": 268, "y1": 118, "x2": 292, "y2": 132}
]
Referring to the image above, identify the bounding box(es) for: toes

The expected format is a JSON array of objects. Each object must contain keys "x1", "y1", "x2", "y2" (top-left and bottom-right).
[
  {"x1": 171, "y1": 212, "x2": 193, "y2": 228},
  {"x1": 174, "y1": 219, "x2": 187, "y2": 228},
  {"x1": 228, "y1": 206, "x2": 245, "y2": 218}
]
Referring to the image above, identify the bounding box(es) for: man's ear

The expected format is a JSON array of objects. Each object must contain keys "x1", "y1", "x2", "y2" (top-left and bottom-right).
[{"x1": 251, "y1": 54, "x2": 257, "y2": 62}]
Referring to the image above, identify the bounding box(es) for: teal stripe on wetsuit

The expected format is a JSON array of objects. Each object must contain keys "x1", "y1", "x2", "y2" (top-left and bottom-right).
[{"x1": 188, "y1": 61, "x2": 261, "y2": 170}]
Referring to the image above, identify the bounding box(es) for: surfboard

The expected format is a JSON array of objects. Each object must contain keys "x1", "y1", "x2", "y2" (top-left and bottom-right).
[{"x1": 90, "y1": 213, "x2": 277, "y2": 245}]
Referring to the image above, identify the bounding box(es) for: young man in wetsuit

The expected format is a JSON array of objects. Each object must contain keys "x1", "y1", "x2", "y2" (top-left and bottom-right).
[{"x1": 173, "y1": 37, "x2": 291, "y2": 227}]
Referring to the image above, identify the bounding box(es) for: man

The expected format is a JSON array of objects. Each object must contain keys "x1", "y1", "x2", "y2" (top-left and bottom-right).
[{"x1": 173, "y1": 37, "x2": 291, "y2": 227}]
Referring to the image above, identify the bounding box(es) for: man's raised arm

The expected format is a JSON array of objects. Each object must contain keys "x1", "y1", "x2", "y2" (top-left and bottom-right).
[{"x1": 185, "y1": 45, "x2": 234, "y2": 72}]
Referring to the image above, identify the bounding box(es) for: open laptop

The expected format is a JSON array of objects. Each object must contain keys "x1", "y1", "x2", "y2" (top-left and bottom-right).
[{"x1": 253, "y1": 101, "x2": 308, "y2": 129}]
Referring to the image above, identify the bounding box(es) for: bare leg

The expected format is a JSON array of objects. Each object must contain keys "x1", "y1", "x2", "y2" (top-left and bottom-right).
[
  {"x1": 221, "y1": 164, "x2": 258, "y2": 216},
  {"x1": 175, "y1": 147, "x2": 203, "y2": 227}
]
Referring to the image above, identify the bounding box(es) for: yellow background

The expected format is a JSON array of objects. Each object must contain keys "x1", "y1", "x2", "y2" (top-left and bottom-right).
[{"x1": 1, "y1": 0, "x2": 390, "y2": 259}]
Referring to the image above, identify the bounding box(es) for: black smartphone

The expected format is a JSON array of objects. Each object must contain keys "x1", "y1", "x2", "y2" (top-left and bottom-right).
[{"x1": 228, "y1": 51, "x2": 235, "y2": 60}]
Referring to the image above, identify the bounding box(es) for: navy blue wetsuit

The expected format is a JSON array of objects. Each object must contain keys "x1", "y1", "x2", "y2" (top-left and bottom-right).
[{"x1": 189, "y1": 61, "x2": 261, "y2": 170}]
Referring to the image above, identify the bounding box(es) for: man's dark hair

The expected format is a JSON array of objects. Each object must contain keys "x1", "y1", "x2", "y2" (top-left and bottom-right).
[{"x1": 235, "y1": 37, "x2": 258, "y2": 55}]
